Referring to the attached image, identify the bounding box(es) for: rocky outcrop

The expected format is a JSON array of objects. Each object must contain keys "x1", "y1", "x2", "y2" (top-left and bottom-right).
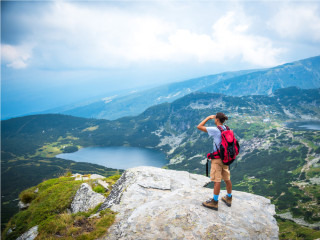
[
  {"x1": 6, "y1": 227, "x2": 14, "y2": 236},
  {"x1": 18, "y1": 187, "x2": 39, "y2": 211},
  {"x1": 277, "y1": 212, "x2": 320, "y2": 229},
  {"x1": 71, "y1": 173, "x2": 106, "y2": 181},
  {"x1": 71, "y1": 183, "x2": 106, "y2": 213},
  {"x1": 97, "y1": 179, "x2": 109, "y2": 190},
  {"x1": 18, "y1": 201, "x2": 30, "y2": 210},
  {"x1": 98, "y1": 166, "x2": 278, "y2": 240},
  {"x1": 71, "y1": 173, "x2": 109, "y2": 190},
  {"x1": 16, "y1": 225, "x2": 38, "y2": 240}
]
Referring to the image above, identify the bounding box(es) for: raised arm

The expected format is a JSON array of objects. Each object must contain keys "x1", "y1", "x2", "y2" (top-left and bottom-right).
[{"x1": 197, "y1": 115, "x2": 215, "y2": 132}]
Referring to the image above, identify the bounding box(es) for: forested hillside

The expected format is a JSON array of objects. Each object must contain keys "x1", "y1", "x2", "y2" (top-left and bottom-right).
[{"x1": 2, "y1": 86, "x2": 320, "y2": 238}]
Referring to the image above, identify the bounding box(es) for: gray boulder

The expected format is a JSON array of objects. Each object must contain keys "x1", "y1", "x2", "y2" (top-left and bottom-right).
[
  {"x1": 16, "y1": 225, "x2": 38, "y2": 240},
  {"x1": 71, "y1": 173, "x2": 106, "y2": 181},
  {"x1": 97, "y1": 179, "x2": 109, "y2": 190},
  {"x1": 6, "y1": 227, "x2": 13, "y2": 236},
  {"x1": 71, "y1": 183, "x2": 106, "y2": 213},
  {"x1": 18, "y1": 201, "x2": 30, "y2": 210},
  {"x1": 98, "y1": 166, "x2": 278, "y2": 240}
]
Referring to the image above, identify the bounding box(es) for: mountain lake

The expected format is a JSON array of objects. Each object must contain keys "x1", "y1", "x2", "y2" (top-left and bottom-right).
[
  {"x1": 56, "y1": 146, "x2": 168, "y2": 170},
  {"x1": 285, "y1": 121, "x2": 320, "y2": 131}
]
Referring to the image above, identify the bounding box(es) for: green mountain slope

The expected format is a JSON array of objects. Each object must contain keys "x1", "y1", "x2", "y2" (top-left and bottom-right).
[{"x1": 2, "y1": 87, "x2": 320, "y2": 236}]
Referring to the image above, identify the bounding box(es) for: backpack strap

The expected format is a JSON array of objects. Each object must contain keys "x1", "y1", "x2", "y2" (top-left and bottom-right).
[
  {"x1": 217, "y1": 125, "x2": 224, "y2": 132},
  {"x1": 206, "y1": 158, "x2": 209, "y2": 177},
  {"x1": 217, "y1": 125, "x2": 230, "y2": 132},
  {"x1": 214, "y1": 142, "x2": 220, "y2": 155}
]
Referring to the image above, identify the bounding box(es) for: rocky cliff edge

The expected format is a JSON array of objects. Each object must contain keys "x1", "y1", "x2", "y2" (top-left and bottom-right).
[{"x1": 97, "y1": 166, "x2": 279, "y2": 240}]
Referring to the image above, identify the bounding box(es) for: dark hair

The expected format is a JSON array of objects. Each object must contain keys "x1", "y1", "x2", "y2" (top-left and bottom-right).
[{"x1": 216, "y1": 112, "x2": 228, "y2": 124}]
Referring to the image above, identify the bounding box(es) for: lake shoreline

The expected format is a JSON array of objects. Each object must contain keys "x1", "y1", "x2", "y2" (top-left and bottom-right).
[
  {"x1": 285, "y1": 121, "x2": 320, "y2": 131},
  {"x1": 56, "y1": 146, "x2": 169, "y2": 170}
]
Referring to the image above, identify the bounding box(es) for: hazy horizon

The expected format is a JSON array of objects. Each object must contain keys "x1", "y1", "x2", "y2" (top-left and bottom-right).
[{"x1": 2, "y1": 0, "x2": 320, "y2": 119}]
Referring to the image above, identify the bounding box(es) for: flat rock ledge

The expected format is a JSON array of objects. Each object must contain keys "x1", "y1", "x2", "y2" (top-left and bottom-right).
[
  {"x1": 98, "y1": 166, "x2": 278, "y2": 240},
  {"x1": 71, "y1": 183, "x2": 106, "y2": 213}
]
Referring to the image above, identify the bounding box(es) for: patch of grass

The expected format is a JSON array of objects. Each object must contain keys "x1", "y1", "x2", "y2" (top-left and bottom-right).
[
  {"x1": 292, "y1": 166, "x2": 303, "y2": 176},
  {"x1": 277, "y1": 217, "x2": 320, "y2": 240},
  {"x1": 37, "y1": 208, "x2": 116, "y2": 240},
  {"x1": 93, "y1": 185, "x2": 105, "y2": 194},
  {"x1": 1, "y1": 155, "x2": 123, "y2": 230},
  {"x1": 306, "y1": 166, "x2": 320, "y2": 179},
  {"x1": 19, "y1": 190, "x2": 37, "y2": 204},
  {"x1": 58, "y1": 135, "x2": 79, "y2": 141},
  {"x1": 61, "y1": 146, "x2": 79, "y2": 153},
  {"x1": 3, "y1": 176, "x2": 82, "y2": 240},
  {"x1": 82, "y1": 126, "x2": 99, "y2": 132},
  {"x1": 103, "y1": 175, "x2": 121, "y2": 186},
  {"x1": 304, "y1": 185, "x2": 320, "y2": 202},
  {"x1": 3, "y1": 173, "x2": 121, "y2": 240},
  {"x1": 29, "y1": 135, "x2": 82, "y2": 158}
]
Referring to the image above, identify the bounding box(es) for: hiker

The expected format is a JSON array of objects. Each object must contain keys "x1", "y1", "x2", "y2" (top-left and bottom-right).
[{"x1": 197, "y1": 112, "x2": 232, "y2": 210}]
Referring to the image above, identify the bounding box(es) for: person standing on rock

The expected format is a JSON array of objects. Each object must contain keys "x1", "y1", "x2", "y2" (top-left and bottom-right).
[{"x1": 197, "y1": 112, "x2": 233, "y2": 210}]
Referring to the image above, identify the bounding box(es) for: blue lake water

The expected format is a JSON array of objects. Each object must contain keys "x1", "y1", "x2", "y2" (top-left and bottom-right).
[
  {"x1": 298, "y1": 123, "x2": 320, "y2": 130},
  {"x1": 286, "y1": 121, "x2": 320, "y2": 131},
  {"x1": 56, "y1": 146, "x2": 168, "y2": 170}
]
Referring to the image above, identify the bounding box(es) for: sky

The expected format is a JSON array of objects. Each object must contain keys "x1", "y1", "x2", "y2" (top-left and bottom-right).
[{"x1": 1, "y1": 0, "x2": 320, "y2": 119}]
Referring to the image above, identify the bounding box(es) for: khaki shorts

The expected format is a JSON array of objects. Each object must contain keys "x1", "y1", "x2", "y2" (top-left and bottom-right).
[{"x1": 210, "y1": 158, "x2": 230, "y2": 182}]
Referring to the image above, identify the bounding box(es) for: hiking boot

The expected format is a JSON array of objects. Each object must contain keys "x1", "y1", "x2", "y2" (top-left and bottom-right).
[
  {"x1": 222, "y1": 195, "x2": 232, "y2": 207},
  {"x1": 202, "y1": 198, "x2": 218, "y2": 210}
]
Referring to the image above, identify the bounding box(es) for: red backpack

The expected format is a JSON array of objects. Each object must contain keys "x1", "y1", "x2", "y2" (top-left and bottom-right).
[{"x1": 207, "y1": 125, "x2": 240, "y2": 167}]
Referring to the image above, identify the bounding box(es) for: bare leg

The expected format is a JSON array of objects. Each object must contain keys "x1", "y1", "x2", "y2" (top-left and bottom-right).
[
  {"x1": 225, "y1": 180, "x2": 232, "y2": 194},
  {"x1": 214, "y1": 182, "x2": 221, "y2": 195}
]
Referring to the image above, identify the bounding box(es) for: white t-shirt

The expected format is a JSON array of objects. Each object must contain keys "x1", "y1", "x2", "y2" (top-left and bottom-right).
[{"x1": 206, "y1": 125, "x2": 227, "y2": 152}]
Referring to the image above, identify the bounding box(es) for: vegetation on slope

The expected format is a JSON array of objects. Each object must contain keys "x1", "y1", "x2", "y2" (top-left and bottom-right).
[
  {"x1": 2, "y1": 173, "x2": 121, "y2": 240},
  {"x1": 277, "y1": 217, "x2": 320, "y2": 240},
  {"x1": 1, "y1": 87, "x2": 320, "y2": 238}
]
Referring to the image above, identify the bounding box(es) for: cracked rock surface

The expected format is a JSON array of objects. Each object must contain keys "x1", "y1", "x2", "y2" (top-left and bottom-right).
[
  {"x1": 16, "y1": 225, "x2": 38, "y2": 240},
  {"x1": 71, "y1": 183, "x2": 106, "y2": 213},
  {"x1": 98, "y1": 166, "x2": 278, "y2": 240}
]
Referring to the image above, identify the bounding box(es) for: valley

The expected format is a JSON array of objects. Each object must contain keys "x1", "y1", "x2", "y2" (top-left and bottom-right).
[{"x1": 1, "y1": 86, "x2": 320, "y2": 238}]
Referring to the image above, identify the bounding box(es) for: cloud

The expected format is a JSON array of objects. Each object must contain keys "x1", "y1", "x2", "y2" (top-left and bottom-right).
[
  {"x1": 1, "y1": 43, "x2": 34, "y2": 69},
  {"x1": 31, "y1": 1, "x2": 177, "y2": 68},
  {"x1": 168, "y1": 11, "x2": 285, "y2": 66},
  {"x1": 2, "y1": 1, "x2": 286, "y2": 70},
  {"x1": 268, "y1": 4, "x2": 320, "y2": 43}
]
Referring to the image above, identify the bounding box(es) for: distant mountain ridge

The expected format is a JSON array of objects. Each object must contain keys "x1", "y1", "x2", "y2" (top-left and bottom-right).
[
  {"x1": 40, "y1": 69, "x2": 256, "y2": 120},
  {"x1": 39, "y1": 55, "x2": 320, "y2": 120},
  {"x1": 200, "y1": 55, "x2": 320, "y2": 96}
]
